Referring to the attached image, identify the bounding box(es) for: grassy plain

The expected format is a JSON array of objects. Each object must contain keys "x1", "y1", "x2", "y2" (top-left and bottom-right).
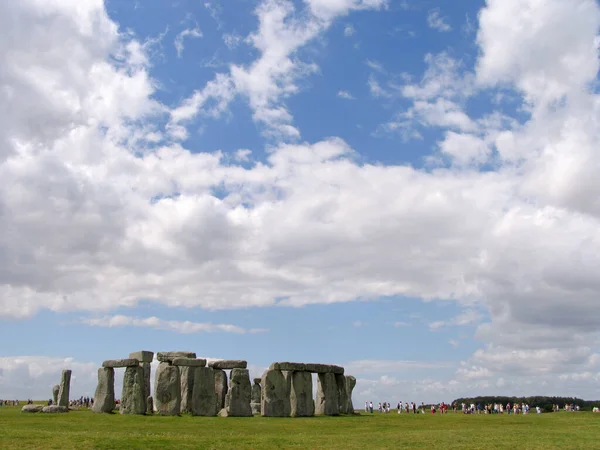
[{"x1": 0, "y1": 404, "x2": 599, "y2": 449}]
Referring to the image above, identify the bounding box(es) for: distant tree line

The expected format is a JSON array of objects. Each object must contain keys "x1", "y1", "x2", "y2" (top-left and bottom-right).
[{"x1": 450, "y1": 396, "x2": 600, "y2": 412}]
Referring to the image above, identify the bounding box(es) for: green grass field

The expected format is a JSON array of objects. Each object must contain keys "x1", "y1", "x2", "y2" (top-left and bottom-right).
[{"x1": 1, "y1": 405, "x2": 599, "y2": 449}]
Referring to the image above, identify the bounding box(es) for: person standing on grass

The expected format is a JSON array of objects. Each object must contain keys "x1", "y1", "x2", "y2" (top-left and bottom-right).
[
  {"x1": 369, "y1": 401, "x2": 373, "y2": 413},
  {"x1": 397, "y1": 401, "x2": 401, "y2": 414}
]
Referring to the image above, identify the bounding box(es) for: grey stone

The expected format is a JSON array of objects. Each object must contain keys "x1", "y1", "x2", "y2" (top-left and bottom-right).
[
  {"x1": 218, "y1": 407, "x2": 228, "y2": 417},
  {"x1": 21, "y1": 404, "x2": 44, "y2": 413},
  {"x1": 57, "y1": 370, "x2": 71, "y2": 408},
  {"x1": 129, "y1": 351, "x2": 154, "y2": 363},
  {"x1": 146, "y1": 396, "x2": 154, "y2": 415},
  {"x1": 52, "y1": 384, "x2": 59, "y2": 405},
  {"x1": 209, "y1": 360, "x2": 247, "y2": 370},
  {"x1": 214, "y1": 369, "x2": 228, "y2": 410},
  {"x1": 290, "y1": 371, "x2": 314, "y2": 417},
  {"x1": 172, "y1": 358, "x2": 207, "y2": 367},
  {"x1": 42, "y1": 405, "x2": 68, "y2": 413},
  {"x1": 345, "y1": 375, "x2": 356, "y2": 414},
  {"x1": 253, "y1": 378, "x2": 262, "y2": 384},
  {"x1": 154, "y1": 362, "x2": 181, "y2": 415},
  {"x1": 142, "y1": 362, "x2": 152, "y2": 401},
  {"x1": 191, "y1": 367, "x2": 218, "y2": 416},
  {"x1": 315, "y1": 372, "x2": 339, "y2": 416},
  {"x1": 102, "y1": 358, "x2": 140, "y2": 368},
  {"x1": 121, "y1": 366, "x2": 146, "y2": 415},
  {"x1": 179, "y1": 365, "x2": 195, "y2": 414},
  {"x1": 261, "y1": 369, "x2": 291, "y2": 417},
  {"x1": 269, "y1": 362, "x2": 306, "y2": 371},
  {"x1": 156, "y1": 351, "x2": 196, "y2": 362},
  {"x1": 335, "y1": 373, "x2": 348, "y2": 414},
  {"x1": 225, "y1": 368, "x2": 252, "y2": 417},
  {"x1": 251, "y1": 380, "x2": 261, "y2": 404},
  {"x1": 304, "y1": 363, "x2": 344, "y2": 374},
  {"x1": 91, "y1": 367, "x2": 115, "y2": 413},
  {"x1": 251, "y1": 402, "x2": 261, "y2": 415}
]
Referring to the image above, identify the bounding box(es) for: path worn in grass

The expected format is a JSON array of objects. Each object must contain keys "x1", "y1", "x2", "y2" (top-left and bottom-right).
[{"x1": 1, "y1": 406, "x2": 598, "y2": 449}]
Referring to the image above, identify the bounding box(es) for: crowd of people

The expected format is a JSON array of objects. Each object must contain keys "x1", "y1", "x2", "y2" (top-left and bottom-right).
[
  {"x1": 364, "y1": 401, "x2": 590, "y2": 415},
  {"x1": 0, "y1": 400, "x2": 19, "y2": 406}
]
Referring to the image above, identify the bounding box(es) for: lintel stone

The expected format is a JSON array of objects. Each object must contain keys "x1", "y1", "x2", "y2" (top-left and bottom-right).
[
  {"x1": 269, "y1": 362, "x2": 305, "y2": 371},
  {"x1": 102, "y1": 358, "x2": 140, "y2": 368},
  {"x1": 129, "y1": 351, "x2": 154, "y2": 363},
  {"x1": 172, "y1": 358, "x2": 207, "y2": 367},
  {"x1": 157, "y1": 351, "x2": 196, "y2": 362},
  {"x1": 209, "y1": 360, "x2": 247, "y2": 370}
]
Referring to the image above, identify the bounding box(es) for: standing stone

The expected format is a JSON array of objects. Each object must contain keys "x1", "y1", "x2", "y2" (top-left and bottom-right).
[
  {"x1": 129, "y1": 351, "x2": 154, "y2": 402},
  {"x1": 261, "y1": 369, "x2": 291, "y2": 417},
  {"x1": 225, "y1": 368, "x2": 252, "y2": 417},
  {"x1": 91, "y1": 367, "x2": 115, "y2": 413},
  {"x1": 57, "y1": 370, "x2": 71, "y2": 408},
  {"x1": 154, "y1": 362, "x2": 181, "y2": 415},
  {"x1": 214, "y1": 369, "x2": 228, "y2": 410},
  {"x1": 345, "y1": 375, "x2": 356, "y2": 414},
  {"x1": 180, "y1": 366, "x2": 195, "y2": 414},
  {"x1": 315, "y1": 372, "x2": 339, "y2": 416},
  {"x1": 191, "y1": 367, "x2": 218, "y2": 416},
  {"x1": 146, "y1": 396, "x2": 154, "y2": 415},
  {"x1": 290, "y1": 371, "x2": 314, "y2": 417},
  {"x1": 52, "y1": 385, "x2": 60, "y2": 405},
  {"x1": 335, "y1": 373, "x2": 348, "y2": 414},
  {"x1": 251, "y1": 379, "x2": 261, "y2": 415},
  {"x1": 121, "y1": 366, "x2": 146, "y2": 415}
]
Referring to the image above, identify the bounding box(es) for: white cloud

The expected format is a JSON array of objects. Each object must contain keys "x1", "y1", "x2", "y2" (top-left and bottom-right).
[
  {"x1": 344, "y1": 23, "x2": 356, "y2": 36},
  {"x1": 429, "y1": 309, "x2": 484, "y2": 330},
  {"x1": 337, "y1": 90, "x2": 355, "y2": 100},
  {"x1": 427, "y1": 8, "x2": 451, "y2": 32},
  {"x1": 174, "y1": 26, "x2": 203, "y2": 58},
  {"x1": 81, "y1": 315, "x2": 268, "y2": 334},
  {"x1": 222, "y1": 32, "x2": 242, "y2": 49}
]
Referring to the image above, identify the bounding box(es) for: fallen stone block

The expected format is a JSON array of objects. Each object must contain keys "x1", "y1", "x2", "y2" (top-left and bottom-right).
[
  {"x1": 42, "y1": 405, "x2": 69, "y2": 413},
  {"x1": 21, "y1": 404, "x2": 44, "y2": 413}
]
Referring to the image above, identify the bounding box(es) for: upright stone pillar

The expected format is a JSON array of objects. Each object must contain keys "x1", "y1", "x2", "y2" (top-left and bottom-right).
[
  {"x1": 335, "y1": 373, "x2": 348, "y2": 414},
  {"x1": 180, "y1": 366, "x2": 195, "y2": 414},
  {"x1": 121, "y1": 366, "x2": 146, "y2": 415},
  {"x1": 345, "y1": 375, "x2": 356, "y2": 414},
  {"x1": 214, "y1": 369, "x2": 228, "y2": 410},
  {"x1": 52, "y1": 385, "x2": 60, "y2": 405},
  {"x1": 154, "y1": 362, "x2": 181, "y2": 415},
  {"x1": 226, "y1": 368, "x2": 252, "y2": 417},
  {"x1": 91, "y1": 367, "x2": 115, "y2": 413},
  {"x1": 251, "y1": 378, "x2": 261, "y2": 415},
  {"x1": 129, "y1": 351, "x2": 154, "y2": 401},
  {"x1": 261, "y1": 369, "x2": 291, "y2": 417},
  {"x1": 315, "y1": 372, "x2": 339, "y2": 416},
  {"x1": 290, "y1": 371, "x2": 314, "y2": 417},
  {"x1": 57, "y1": 370, "x2": 72, "y2": 408},
  {"x1": 191, "y1": 367, "x2": 218, "y2": 416}
]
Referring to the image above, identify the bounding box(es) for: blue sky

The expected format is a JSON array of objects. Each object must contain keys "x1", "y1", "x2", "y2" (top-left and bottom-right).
[{"x1": 1, "y1": 0, "x2": 600, "y2": 405}]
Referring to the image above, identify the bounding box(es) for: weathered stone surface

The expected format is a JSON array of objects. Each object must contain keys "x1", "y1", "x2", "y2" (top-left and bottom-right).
[
  {"x1": 304, "y1": 363, "x2": 344, "y2": 374},
  {"x1": 269, "y1": 362, "x2": 306, "y2": 372},
  {"x1": 225, "y1": 368, "x2": 252, "y2": 417},
  {"x1": 121, "y1": 366, "x2": 146, "y2": 415},
  {"x1": 261, "y1": 369, "x2": 291, "y2": 417},
  {"x1": 209, "y1": 360, "x2": 247, "y2": 370},
  {"x1": 214, "y1": 369, "x2": 228, "y2": 410},
  {"x1": 290, "y1": 371, "x2": 314, "y2": 417},
  {"x1": 91, "y1": 367, "x2": 115, "y2": 413},
  {"x1": 57, "y1": 370, "x2": 71, "y2": 408},
  {"x1": 21, "y1": 404, "x2": 44, "y2": 413},
  {"x1": 251, "y1": 402, "x2": 261, "y2": 415},
  {"x1": 52, "y1": 384, "x2": 59, "y2": 405},
  {"x1": 102, "y1": 358, "x2": 140, "y2": 368},
  {"x1": 154, "y1": 362, "x2": 181, "y2": 415},
  {"x1": 331, "y1": 365, "x2": 344, "y2": 375},
  {"x1": 191, "y1": 367, "x2": 218, "y2": 416},
  {"x1": 129, "y1": 351, "x2": 154, "y2": 363},
  {"x1": 335, "y1": 373, "x2": 348, "y2": 414},
  {"x1": 345, "y1": 375, "x2": 356, "y2": 414},
  {"x1": 42, "y1": 405, "x2": 69, "y2": 413},
  {"x1": 146, "y1": 396, "x2": 154, "y2": 415},
  {"x1": 179, "y1": 365, "x2": 195, "y2": 414},
  {"x1": 251, "y1": 380, "x2": 261, "y2": 404},
  {"x1": 156, "y1": 351, "x2": 196, "y2": 362},
  {"x1": 315, "y1": 372, "x2": 339, "y2": 416},
  {"x1": 172, "y1": 358, "x2": 207, "y2": 367},
  {"x1": 218, "y1": 408, "x2": 228, "y2": 417},
  {"x1": 253, "y1": 378, "x2": 261, "y2": 384},
  {"x1": 142, "y1": 362, "x2": 152, "y2": 401}
]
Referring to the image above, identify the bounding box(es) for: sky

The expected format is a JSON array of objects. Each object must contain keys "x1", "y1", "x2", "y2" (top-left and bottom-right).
[{"x1": 1, "y1": 0, "x2": 600, "y2": 406}]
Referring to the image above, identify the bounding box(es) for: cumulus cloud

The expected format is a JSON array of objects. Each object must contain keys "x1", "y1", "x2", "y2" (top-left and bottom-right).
[
  {"x1": 3, "y1": 0, "x2": 600, "y2": 401},
  {"x1": 427, "y1": 8, "x2": 451, "y2": 32}
]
